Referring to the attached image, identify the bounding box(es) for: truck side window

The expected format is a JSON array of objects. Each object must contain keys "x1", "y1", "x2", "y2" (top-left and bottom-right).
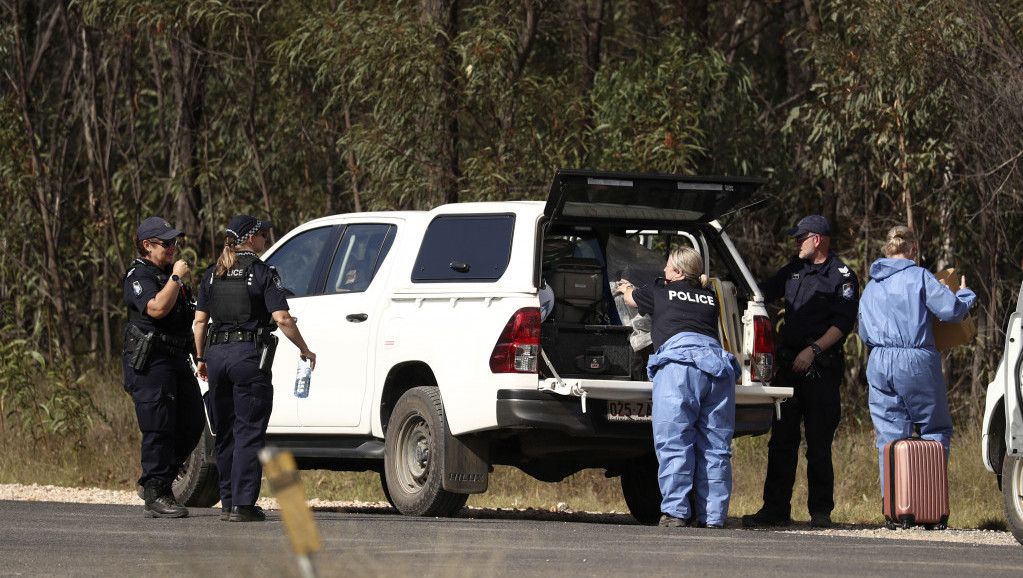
[
  {"x1": 412, "y1": 214, "x2": 515, "y2": 282},
  {"x1": 264, "y1": 226, "x2": 333, "y2": 297},
  {"x1": 325, "y1": 224, "x2": 395, "y2": 293}
]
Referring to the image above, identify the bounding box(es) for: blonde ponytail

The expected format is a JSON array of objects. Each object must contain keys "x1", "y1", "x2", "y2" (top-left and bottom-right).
[
  {"x1": 215, "y1": 238, "x2": 238, "y2": 277},
  {"x1": 668, "y1": 247, "x2": 708, "y2": 289}
]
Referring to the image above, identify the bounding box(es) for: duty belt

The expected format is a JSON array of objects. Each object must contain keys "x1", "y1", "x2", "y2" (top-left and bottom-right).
[
  {"x1": 152, "y1": 333, "x2": 189, "y2": 355},
  {"x1": 212, "y1": 330, "x2": 257, "y2": 345}
]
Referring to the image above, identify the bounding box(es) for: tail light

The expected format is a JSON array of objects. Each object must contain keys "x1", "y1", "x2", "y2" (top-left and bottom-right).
[
  {"x1": 490, "y1": 308, "x2": 541, "y2": 373},
  {"x1": 751, "y1": 314, "x2": 775, "y2": 382}
]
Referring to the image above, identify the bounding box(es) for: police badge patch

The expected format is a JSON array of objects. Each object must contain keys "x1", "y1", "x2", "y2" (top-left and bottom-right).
[
  {"x1": 842, "y1": 282, "x2": 854, "y2": 300},
  {"x1": 132, "y1": 281, "x2": 143, "y2": 296},
  {"x1": 274, "y1": 275, "x2": 284, "y2": 291}
]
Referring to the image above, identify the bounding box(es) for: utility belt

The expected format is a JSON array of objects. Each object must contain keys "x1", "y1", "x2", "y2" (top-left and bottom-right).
[
  {"x1": 209, "y1": 326, "x2": 279, "y2": 374},
  {"x1": 123, "y1": 325, "x2": 189, "y2": 372},
  {"x1": 210, "y1": 330, "x2": 257, "y2": 345}
]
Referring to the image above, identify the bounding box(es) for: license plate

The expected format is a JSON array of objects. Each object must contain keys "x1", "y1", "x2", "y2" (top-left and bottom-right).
[{"x1": 606, "y1": 400, "x2": 652, "y2": 422}]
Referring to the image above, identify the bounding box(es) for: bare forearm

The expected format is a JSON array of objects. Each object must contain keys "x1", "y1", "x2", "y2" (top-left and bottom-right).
[{"x1": 272, "y1": 310, "x2": 313, "y2": 357}]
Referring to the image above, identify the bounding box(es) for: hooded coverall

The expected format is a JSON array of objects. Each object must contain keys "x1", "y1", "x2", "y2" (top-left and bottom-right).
[
  {"x1": 648, "y1": 332, "x2": 740, "y2": 526},
  {"x1": 858, "y1": 258, "x2": 976, "y2": 487}
]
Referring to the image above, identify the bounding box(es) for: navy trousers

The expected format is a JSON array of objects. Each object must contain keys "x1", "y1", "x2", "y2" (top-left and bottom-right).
[
  {"x1": 123, "y1": 351, "x2": 204, "y2": 486},
  {"x1": 761, "y1": 362, "x2": 842, "y2": 518},
  {"x1": 206, "y1": 341, "x2": 274, "y2": 508}
]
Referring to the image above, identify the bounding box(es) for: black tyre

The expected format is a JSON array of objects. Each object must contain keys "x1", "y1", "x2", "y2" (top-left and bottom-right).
[
  {"x1": 621, "y1": 456, "x2": 662, "y2": 525},
  {"x1": 1002, "y1": 453, "x2": 1023, "y2": 546},
  {"x1": 379, "y1": 470, "x2": 395, "y2": 508},
  {"x1": 174, "y1": 422, "x2": 221, "y2": 507},
  {"x1": 384, "y1": 386, "x2": 468, "y2": 517}
]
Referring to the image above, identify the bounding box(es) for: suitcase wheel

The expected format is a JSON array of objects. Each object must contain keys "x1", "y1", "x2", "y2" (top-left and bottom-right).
[{"x1": 884, "y1": 521, "x2": 897, "y2": 531}]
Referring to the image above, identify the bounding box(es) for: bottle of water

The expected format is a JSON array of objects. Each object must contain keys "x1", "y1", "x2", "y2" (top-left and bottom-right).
[{"x1": 294, "y1": 356, "x2": 311, "y2": 398}]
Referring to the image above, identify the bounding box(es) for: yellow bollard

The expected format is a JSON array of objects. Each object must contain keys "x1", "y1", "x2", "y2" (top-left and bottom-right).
[{"x1": 259, "y1": 447, "x2": 322, "y2": 577}]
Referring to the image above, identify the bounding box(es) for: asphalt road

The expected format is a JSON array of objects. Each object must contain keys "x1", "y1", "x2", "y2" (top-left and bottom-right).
[{"x1": 2, "y1": 500, "x2": 1021, "y2": 577}]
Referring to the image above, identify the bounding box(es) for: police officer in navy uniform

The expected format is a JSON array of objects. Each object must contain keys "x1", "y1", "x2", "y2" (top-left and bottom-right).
[
  {"x1": 122, "y1": 216, "x2": 204, "y2": 518},
  {"x1": 743, "y1": 214, "x2": 859, "y2": 529},
  {"x1": 616, "y1": 247, "x2": 741, "y2": 529},
  {"x1": 193, "y1": 215, "x2": 316, "y2": 522}
]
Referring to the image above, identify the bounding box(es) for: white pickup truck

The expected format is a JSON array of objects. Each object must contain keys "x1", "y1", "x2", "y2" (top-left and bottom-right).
[
  {"x1": 174, "y1": 168, "x2": 792, "y2": 523},
  {"x1": 981, "y1": 281, "x2": 1023, "y2": 544}
]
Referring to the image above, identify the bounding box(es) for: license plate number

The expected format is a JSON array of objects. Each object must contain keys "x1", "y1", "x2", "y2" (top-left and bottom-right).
[{"x1": 606, "y1": 400, "x2": 652, "y2": 422}]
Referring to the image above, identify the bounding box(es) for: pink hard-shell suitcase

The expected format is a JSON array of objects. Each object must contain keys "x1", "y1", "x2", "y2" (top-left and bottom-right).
[{"x1": 882, "y1": 438, "x2": 950, "y2": 530}]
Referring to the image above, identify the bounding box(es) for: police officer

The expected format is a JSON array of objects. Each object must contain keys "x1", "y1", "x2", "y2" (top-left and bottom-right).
[
  {"x1": 616, "y1": 247, "x2": 741, "y2": 529},
  {"x1": 122, "y1": 216, "x2": 204, "y2": 518},
  {"x1": 742, "y1": 215, "x2": 859, "y2": 529},
  {"x1": 193, "y1": 215, "x2": 316, "y2": 522}
]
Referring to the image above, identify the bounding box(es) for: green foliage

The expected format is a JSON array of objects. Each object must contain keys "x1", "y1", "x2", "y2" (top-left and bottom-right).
[
  {"x1": 2, "y1": 0, "x2": 1023, "y2": 438},
  {"x1": 0, "y1": 328, "x2": 103, "y2": 446}
]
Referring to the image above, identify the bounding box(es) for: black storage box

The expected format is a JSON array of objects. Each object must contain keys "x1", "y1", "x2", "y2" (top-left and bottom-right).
[
  {"x1": 540, "y1": 324, "x2": 632, "y2": 379},
  {"x1": 547, "y1": 257, "x2": 606, "y2": 324}
]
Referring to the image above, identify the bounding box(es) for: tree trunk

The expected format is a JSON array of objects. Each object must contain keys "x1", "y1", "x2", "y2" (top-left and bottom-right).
[
  {"x1": 169, "y1": 25, "x2": 208, "y2": 238},
  {"x1": 417, "y1": 0, "x2": 461, "y2": 209}
]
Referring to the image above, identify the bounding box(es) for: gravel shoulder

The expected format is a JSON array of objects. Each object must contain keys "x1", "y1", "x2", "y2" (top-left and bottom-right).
[{"x1": 2, "y1": 482, "x2": 1018, "y2": 547}]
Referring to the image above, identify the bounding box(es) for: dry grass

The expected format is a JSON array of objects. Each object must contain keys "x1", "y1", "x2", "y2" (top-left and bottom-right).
[{"x1": 0, "y1": 370, "x2": 1007, "y2": 529}]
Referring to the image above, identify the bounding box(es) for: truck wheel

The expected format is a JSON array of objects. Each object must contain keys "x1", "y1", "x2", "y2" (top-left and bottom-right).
[
  {"x1": 1002, "y1": 453, "x2": 1023, "y2": 545},
  {"x1": 173, "y1": 422, "x2": 221, "y2": 507},
  {"x1": 384, "y1": 386, "x2": 468, "y2": 517},
  {"x1": 379, "y1": 470, "x2": 395, "y2": 508},
  {"x1": 621, "y1": 456, "x2": 662, "y2": 525}
]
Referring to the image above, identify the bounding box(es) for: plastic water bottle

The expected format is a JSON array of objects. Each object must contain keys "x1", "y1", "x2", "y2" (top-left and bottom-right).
[{"x1": 294, "y1": 356, "x2": 311, "y2": 398}]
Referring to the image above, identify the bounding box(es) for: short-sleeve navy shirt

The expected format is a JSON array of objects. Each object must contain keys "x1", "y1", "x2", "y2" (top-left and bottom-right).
[
  {"x1": 631, "y1": 279, "x2": 720, "y2": 350},
  {"x1": 760, "y1": 254, "x2": 859, "y2": 348},
  {"x1": 196, "y1": 251, "x2": 290, "y2": 332},
  {"x1": 123, "y1": 258, "x2": 193, "y2": 340}
]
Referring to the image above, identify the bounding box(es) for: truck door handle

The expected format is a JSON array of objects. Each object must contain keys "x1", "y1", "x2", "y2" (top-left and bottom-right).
[
  {"x1": 346, "y1": 313, "x2": 369, "y2": 323},
  {"x1": 449, "y1": 261, "x2": 471, "y2": 273}
]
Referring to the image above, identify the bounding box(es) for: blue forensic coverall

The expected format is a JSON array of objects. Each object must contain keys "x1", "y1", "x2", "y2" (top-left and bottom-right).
[
  {"x1": 858, "y1": 258, "x2": 976, "y2": 486},
  {"x1": 648, "y1": 333, "x2": 740, "y2": 526}
]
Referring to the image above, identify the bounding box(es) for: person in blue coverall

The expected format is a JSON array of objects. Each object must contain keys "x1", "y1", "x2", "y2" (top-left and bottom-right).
[
  {"x1": 857, "y1": 225, "x2": 976, "y2": 491},
  {"x1": 616, "y1": 247, "x2": 740, "y2": 529}
]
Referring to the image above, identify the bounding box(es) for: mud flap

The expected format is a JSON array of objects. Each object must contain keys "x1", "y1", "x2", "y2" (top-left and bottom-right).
[{"x1": 441, "y1": 432, "x2": 489, "y2": 493}]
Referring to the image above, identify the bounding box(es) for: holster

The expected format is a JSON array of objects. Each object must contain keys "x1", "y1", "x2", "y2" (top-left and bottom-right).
[
  {"x1": 124, "y1": 324, "x2": 154, "y2": 372},
  {"x1": 257, "y1": 328, "x2": 279, "y2": 375},
  {"x1": 203, "y1": 322, "x2": 215, "y2": 358}
]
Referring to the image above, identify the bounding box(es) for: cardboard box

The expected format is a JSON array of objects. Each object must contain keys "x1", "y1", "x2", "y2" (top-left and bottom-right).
[{"x1": 932, "y1": 268, "x2": 977, "y2": 351}]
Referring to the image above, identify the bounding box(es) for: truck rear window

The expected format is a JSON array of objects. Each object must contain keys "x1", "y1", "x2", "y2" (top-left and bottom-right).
[{"x1": 412, "y1": 214, "x2": 515, "y2": 282}]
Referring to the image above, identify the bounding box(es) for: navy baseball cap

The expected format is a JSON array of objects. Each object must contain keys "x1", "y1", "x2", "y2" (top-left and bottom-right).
[
  {"x1": 226, "y1": 215, "x2": 273, "y2": 244},
  {"x1": 785, "y1": 214, "x2": 832, "y2": 237},
  {"x1": 136, "y1": 217, "x2": 183, "y2": 241}
]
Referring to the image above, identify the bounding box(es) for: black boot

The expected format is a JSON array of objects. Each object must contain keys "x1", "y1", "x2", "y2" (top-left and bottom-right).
[
  {"x1": 143, "y1": 479, "x2": 188, "y2": 518},
  {"x1": 229, "y1": 505, "x2": 266, "y2": 522}
]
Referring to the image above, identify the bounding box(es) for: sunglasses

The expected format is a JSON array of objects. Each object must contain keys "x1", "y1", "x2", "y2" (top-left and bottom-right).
[
  {"x1": 794, "y1": 233, "x2": 817, "y2": 243},
  {"x1": 148, "y1": 238, "x2": 178, "y2": 248}
]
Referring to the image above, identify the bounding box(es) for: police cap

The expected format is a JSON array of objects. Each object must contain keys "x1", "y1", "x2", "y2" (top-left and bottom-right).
[
  {"x1": 226, "y1": 215, "x2": 274, "y2": 244},
  {"x1": 785, "y1": 214, "x2": 832, "y2": 237},
  {"x1": 137, "y1": 216, "x2": 183, "y2": 241}
]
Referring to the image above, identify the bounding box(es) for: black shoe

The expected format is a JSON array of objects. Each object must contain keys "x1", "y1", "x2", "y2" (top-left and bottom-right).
[
  {"x1": 809, "y1": 513, "x2": 833, "y2": 528},
  {"x1": 220, "y1": 505, "x2": 232, "y2": 521},
  {"x1": 741, "y1": 508, "x2": 791, "y2": 528},
  {"x1": 142, "y1": 479, "x2": 188, "y2": 519},
  {"x1": 658, "y1": 514, "x2": 690, "y2": 528},
  {"x1": 229, "y1": 505, "x2": 266, "y2": 522}
]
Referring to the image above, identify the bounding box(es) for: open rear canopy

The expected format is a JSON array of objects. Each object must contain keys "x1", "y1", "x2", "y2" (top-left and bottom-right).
[{"x1": 544, "y1": 168, "x2": 767, "y2": 230}]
